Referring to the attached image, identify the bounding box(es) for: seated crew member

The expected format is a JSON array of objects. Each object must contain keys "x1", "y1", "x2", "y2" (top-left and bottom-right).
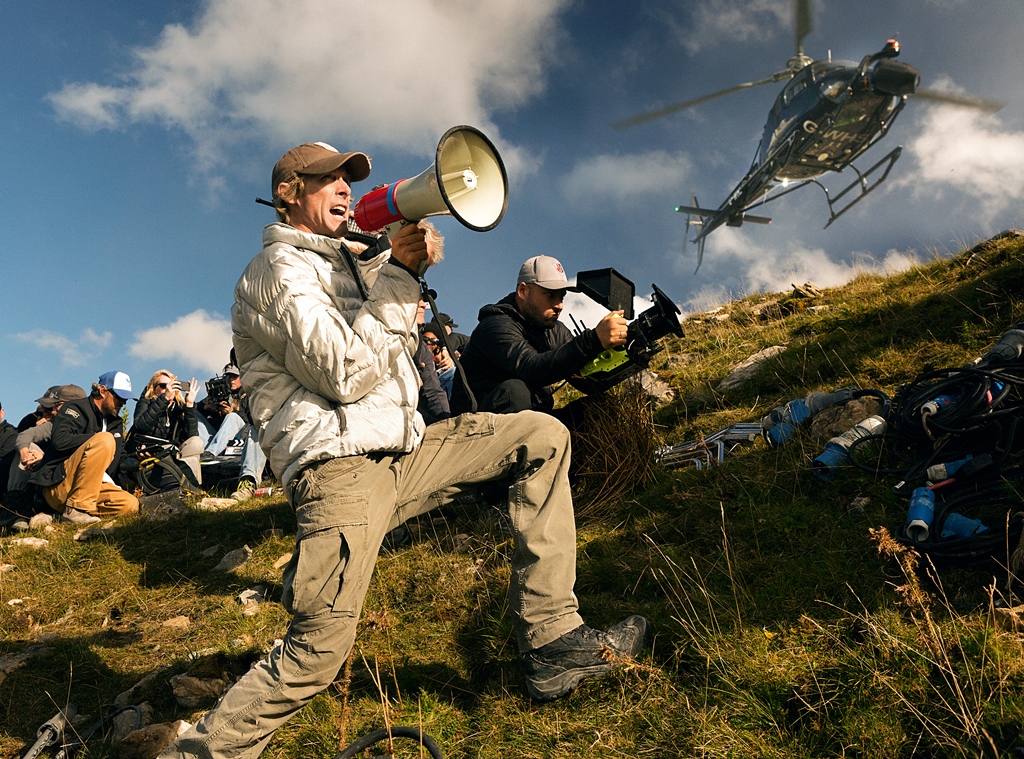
[
  {"x1": 450, "y1": 255, "x2": 629, "y2": 418},
  {"x1": 5, "y1": 385, "x2": 88, "y2": 524},
  {"x1": 29, "y1": 371, "x2": 140, "y2": 524},
  {"x1": 133, "y1": 370, "x2": 204, "y2": 485},
  {"x1": 159, "y1": 141, "x2": 647, "y2": 759}
]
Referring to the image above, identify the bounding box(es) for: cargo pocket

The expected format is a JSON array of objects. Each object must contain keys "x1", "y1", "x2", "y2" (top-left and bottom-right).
[
  {"x1": 451, "y1": 413, "x2": 495, "y2": 440},
  {"x1": 282, "y1": 494, "x2": 369, "y2": 619}
]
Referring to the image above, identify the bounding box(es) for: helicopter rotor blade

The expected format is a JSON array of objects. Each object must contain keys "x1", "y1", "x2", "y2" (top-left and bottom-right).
[
  {"x1": 794, "y1": 0, "x2": 813, "y2": 57},
  {"x1": 612, "y1": 71, "x2": 792, "y2": 130},
  {"x1": 912, "y1": 88, "x2": 1004, "y2": 113}
]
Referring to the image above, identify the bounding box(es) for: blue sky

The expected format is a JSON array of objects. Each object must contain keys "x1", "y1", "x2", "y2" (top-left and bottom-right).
[{"x1": 3, "y1": 0, "x2": 1024, "y2": 422}]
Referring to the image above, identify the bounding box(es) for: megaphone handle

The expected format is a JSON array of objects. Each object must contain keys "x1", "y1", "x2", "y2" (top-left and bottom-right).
[{"x1": 420, "y1": 282, "x2": 477, "y2": 414}]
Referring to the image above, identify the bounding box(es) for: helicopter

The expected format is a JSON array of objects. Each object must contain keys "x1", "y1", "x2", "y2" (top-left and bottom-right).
[{"x1": 613, "y1": 0, "x2": 1004, "y2": 271}]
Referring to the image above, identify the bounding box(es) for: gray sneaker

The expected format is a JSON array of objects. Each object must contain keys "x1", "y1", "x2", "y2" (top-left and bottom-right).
[
  {"x1": 523, "y1": 615, "x2": 649, "y2": 701},
  {"x1": 60, "y1": 508, "x2": 101, "y2": 525}
]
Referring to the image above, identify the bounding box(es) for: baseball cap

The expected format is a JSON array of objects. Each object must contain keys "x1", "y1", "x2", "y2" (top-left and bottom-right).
[
  {"x1": 58, "y1": 384, "x2": 86, "y2": 401},
  {"x1": 37, "y1": 384, "x2": 88, "y2": 407},
  {"x1": 436, "y1": 313, "x2": 458, "y2": 329},
  {"x1": 517, "y1": 255, "x2": 580, "y2": 292},
  {"x1": 272, "y1": 142, "x2": 372, "y2": 196},
  {"x1": 35, "y1": 386, "x2": 64, "y2": 408},
  {"x1": 97, "y1": 371, "x2": 138, "y2": 401},
  {"x1": 223, "y1": 364, "x2": 240, "y2": 376}
]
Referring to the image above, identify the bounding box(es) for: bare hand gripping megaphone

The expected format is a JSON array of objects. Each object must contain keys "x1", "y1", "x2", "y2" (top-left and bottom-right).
[{"x1": 352, "y1": 125, "x2": 508, "y2": 245}]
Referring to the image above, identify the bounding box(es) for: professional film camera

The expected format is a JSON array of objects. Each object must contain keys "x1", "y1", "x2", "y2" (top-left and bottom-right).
[
  {"x1": 569, "y1": 268, "x2": 684, "y2": 395},
  {"x1": 205, "y1": 374, "x2": 234, "y2": 406}
]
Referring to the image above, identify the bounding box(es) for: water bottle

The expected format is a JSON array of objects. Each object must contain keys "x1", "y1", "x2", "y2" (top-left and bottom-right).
[
  {"x1": 811, "y1": 415, "x2": 887, "y2": 482},
  {"x1": 939, "y1": 512, "x2": 987, "y2": 540},
  {"x1": 905, "y1": 487, "x2": 935, "y2": 542},
  {"x1": 925, "y1": 455, "x2": 973, "y2": 483}
]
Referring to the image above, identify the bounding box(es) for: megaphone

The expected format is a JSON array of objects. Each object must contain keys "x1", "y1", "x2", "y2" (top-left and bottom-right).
[{"x1": 353, "y1": 125, "x2": 508, "y2": 238}]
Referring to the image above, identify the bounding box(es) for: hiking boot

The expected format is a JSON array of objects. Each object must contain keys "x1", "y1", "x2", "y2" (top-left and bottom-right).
[
  {"x1": 60, "y1": 508, "x2": 101, "y2": 525},
  {"x1": 523, "y1": 615, "x2": 649, "y2": 702},
  {"x1": 231, "y1": 477, "x2": 257, "y2": 502}
]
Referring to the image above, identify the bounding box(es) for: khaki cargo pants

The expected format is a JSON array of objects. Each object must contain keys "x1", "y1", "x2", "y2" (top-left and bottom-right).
[{"x1": 163, "y1": 411, "x2": 583, "y2": 759}]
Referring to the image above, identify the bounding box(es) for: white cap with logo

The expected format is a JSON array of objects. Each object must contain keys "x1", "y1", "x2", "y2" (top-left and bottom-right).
[{"x1": 517, "y1": 255, "x2": 580, "y2": 291}]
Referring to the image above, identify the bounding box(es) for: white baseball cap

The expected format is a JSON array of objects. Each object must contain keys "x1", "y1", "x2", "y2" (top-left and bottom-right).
[{"x1": 517, "y1": 255, "x2": 580, "y2": 291}]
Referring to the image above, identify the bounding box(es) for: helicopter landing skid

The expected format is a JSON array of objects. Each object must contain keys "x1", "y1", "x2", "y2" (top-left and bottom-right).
[{"x1": 814, "y1": 146, "x2": 902, "y2": 229}]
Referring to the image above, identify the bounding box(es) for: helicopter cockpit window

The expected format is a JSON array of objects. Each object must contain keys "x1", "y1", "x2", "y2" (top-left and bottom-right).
[
  {"x1": 782, "y1": 75, "x2": 808, "y2": 106},
  {"x1": 820, "y1": 79, "x2": 847, "y2": 101}
]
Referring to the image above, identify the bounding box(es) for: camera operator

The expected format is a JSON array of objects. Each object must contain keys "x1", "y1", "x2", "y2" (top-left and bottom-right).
[
  {"x1": 450, "y1": 255, "x2": 627, "y2": 421},
  {"x1": 197, "y1": 363, "x2": 246, "y2": 455}
]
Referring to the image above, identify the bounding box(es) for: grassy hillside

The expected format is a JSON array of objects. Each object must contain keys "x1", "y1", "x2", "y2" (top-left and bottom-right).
[{"x1": 3, "y1": 235, "x2": 1024, "y2": 758}]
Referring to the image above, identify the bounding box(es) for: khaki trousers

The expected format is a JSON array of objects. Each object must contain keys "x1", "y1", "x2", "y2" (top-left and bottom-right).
[
  {"x1": 162, "y1": 411, "x2": 582, "y2": 759},
  {"x1": 43, "y1": 432, "x2": 139, "y2": 517}
]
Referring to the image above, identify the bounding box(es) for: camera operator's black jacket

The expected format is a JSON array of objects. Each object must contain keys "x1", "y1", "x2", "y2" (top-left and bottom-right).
[
  {"x1": 133, "y1": 395, "x2": 199, "y2": 445},
  {"x1": 450, "y1": 292, "x2": 603, "y2": 415},
  {"x1": 30, "y1": 396, "x2": 126, "y2": 488}
]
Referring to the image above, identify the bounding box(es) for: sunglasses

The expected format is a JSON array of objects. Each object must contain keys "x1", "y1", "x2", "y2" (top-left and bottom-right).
[{"x1": 423, "y1": 337, "x2": 441, "y2": 346}]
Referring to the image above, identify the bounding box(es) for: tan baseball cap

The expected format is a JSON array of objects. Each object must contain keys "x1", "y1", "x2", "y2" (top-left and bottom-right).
[{"x1": 272, "y1": 142, "x2": 372, "y2": 197}]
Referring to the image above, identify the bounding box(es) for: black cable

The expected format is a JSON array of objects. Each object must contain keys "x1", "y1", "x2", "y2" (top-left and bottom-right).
[{"x1": 336, "y1": 726, "x2": 445, "y2": 759}]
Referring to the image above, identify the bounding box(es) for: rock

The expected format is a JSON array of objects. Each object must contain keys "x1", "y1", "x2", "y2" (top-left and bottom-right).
[
  {"x1": 0, "y1": 645, "x2": 49, "y2": 686},
  {"x1": 750, "y1": 299, "x2": 783, "y2": 321},
  {"x1": 74, "y1": 526, "x2": 117, "y2": 542},
  {"x1": 196, "y1": 497, "x2": 237, "y2": 512},
  {"x1": 640, "y1": 369, "x2": 675, "y2": 407},
  {"x1": 29, "y1": 513, "x2": 53, "y2": 529},
  {"x1": 213, "y1": 545, "x2": 252, "y2": 572},
  {"x1": 716, "y1": 345, "x2": 787, "y2": 392},
  {"x1": 169, "y1": 673, "x2": 229, "y2": 708},
  {"x1": 809, "y1": 397, "x2": 885, "y2": 441},
  {"x1": 118, "y1": 719, "x2": 189, "y2": 759},
  {"x1": 993, "y1": 605, "x2": 1024, "y2": 632},
  {"x1": 111, "y1": 702, "x2": 153, "y2": 741},
  {"x1": 115, "y1": 668, "x2": 170, "y2": 707},
  {"x1": 9, "y1": 537, "x2": 48, "y2": 549},
  {"x1": 272, "y1": 553, "x2": 293, "y2": 570},
  {"x1": 139, "y1": 490, "x2": 189, "y2": 521},
  {"x1": 791, "y1": 281, "x2": 823, "y2": 298},
  {"x1": 161, "y1": 616, "x2": 190, "y2": 630},
  {"x1": 848, "y1": 496, "x2": 870, "y2": 515},
  {"x1": 200, "y1": 544, "x2": 221, "y2": 558},
  {"x1": 661, "y1": 353, "x2": 698, "y2": 369}
]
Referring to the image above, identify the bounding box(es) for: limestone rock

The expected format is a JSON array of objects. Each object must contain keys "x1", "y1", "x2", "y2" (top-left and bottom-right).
[
  {"x1": 111, "y1": 702, "x2": 154, "y2": 741},
  {"x1": 119, "y1": 719, "x2": 190, "y2": 759},
  {"x1": 213, "y1": 545, "x2": 251, "y2": 572},
  {"x1": 169, "y1": 673, "x2": 229, "y2": 708},
  {"x1": 809, "y1": 397, "x2": 885, "y2": 441},
  {"x1": 717, "y1": 345, "x2": 787, "y2": 392}
]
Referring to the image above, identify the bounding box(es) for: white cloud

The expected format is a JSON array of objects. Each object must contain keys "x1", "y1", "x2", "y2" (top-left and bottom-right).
[
  {"x1": 674, "y1": 0, "x2": 790, "y2": 55},
  {"x1": 560, "y1": 151, "x2": 693, "y2": 208},
  {"x1": 12, "y1": 328, "x2": 113, "y2": 367},
  {"x1": 48, "y1": 0, "x2": 569, "y2": 176},
  {"x1": 681, "y1": 227, "x2": 918, "y2": 311},
  {"x1": 129, "y1": 309, "x2": 233, "y2": 375},
  {"x1": 900, "y1": 86, "x2": 1024, "y2": 221}
]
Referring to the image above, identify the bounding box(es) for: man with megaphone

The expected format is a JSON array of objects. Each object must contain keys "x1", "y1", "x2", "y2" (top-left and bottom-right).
[{"x1": 159, "y1": 138, "x2": 647, "y2": 759}]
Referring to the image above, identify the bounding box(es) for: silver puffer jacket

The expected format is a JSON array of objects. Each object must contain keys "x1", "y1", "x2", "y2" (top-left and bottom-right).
[{"x1": 231, "y1": 223, "x2": 425, "y2": 496}]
